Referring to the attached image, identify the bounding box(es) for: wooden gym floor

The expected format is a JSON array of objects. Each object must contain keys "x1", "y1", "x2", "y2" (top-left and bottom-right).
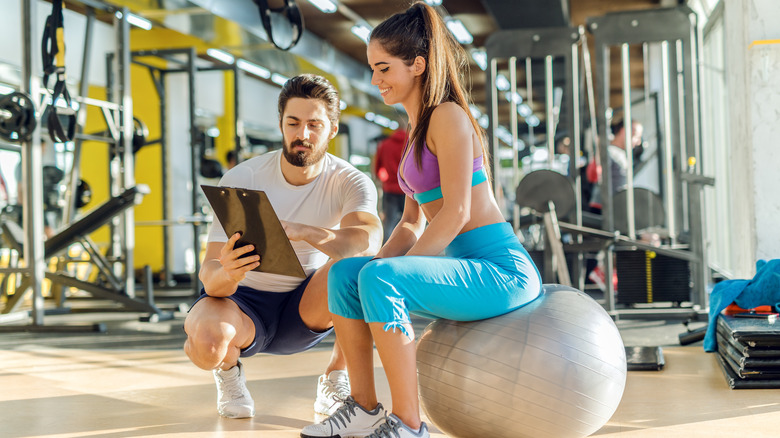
[{"x1": 1, "y1": 302, "x2": 780, "y2": 437}]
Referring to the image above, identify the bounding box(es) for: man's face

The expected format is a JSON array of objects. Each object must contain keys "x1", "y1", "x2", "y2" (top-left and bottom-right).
[
  {"x1": 617, "y1": 123, "x2": 643, "y2": 149},
  {"x1": 280, "y1": 97, "x2": 336, "y2": 167}
]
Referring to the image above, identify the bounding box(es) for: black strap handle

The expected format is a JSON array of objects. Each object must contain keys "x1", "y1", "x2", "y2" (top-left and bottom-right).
[
  {"x1": 41, "y1": 0, "x2": 76, "y2": 143},
  {"x1": 253, "y1": 0, "x2": 304, "y2": 51}
]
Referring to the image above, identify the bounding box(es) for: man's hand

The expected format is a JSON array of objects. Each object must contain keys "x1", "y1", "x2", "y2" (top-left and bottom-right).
[
  {"x1": 279, "y1": 212, "x2": 381, "y2": 261},
  {"x1": 219, "y1": 232, "x2": 261, "y2": 283},
  {"x1": 280, "y1": 220, "x2": 307, "y2": 242}
]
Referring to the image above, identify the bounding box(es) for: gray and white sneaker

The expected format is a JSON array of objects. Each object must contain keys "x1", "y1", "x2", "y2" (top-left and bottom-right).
[
  {"x1": 314, "y1": 369, "x2": 351, "y2": 416},
  {"x1": 301, "y1": 396, "x2": 386, "y2": 438},
  {"x1": 213, "y1": 360, "x2": 255, "y2": 418},
  {"x1": 367, "y1": 414, "x2": 429, "y2": 438}
]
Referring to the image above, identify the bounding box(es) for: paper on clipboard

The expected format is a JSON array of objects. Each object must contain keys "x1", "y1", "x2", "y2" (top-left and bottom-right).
[{"x1": 201, "y1": 185, "x2": 306, "y2": 278}]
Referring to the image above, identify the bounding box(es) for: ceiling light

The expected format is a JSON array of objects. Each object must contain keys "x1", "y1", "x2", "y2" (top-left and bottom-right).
[
  {"x1": 374, "y1": 114, "x2": 392, "y2": 128},
  {"x1": 207, "y1": 48, "x2": 235, "y2": 64},
  {"x1": 271, "y1": 73, "x2": 289, "y2": 86},
  {"x1": 115, "y1": 11, "x2": 152, "y2": 30},
  {"x1": 126, "y1": 13, "x2": 152, "y2": 30},
  {"x1": 495, "y1": 74, "x2": 510, "y2": 91},
  {"x1": 349, "y1": 154, "x2": 371, "y2": 166},
  {"x1": 526, "y1": 114, "x2": 540, "y2": 127},
  {"x1": 495, "y1": 126, "x2": 512, "y2": 145},
  {"x1": 365, "y1": 112, "x2": 375, "y2": 121},
  {"x1": 445, "y1": 18, "x2": 473, "y2": 45},
  {"x1": 307, "y1": 0, "x2": 338, "y2": 13},
  {"x1": 425, "y1": 0, "x2": 443, "y2": 5},
  {"x1": 351, "y1": 23, "x2": 371, "y2": 44},
  {"x1": 505, "y1": 92, "x2": 522, "y2": 104},
  {"x1": 471, "y1": 50, "x2": 487, "y2": 71},
  {"x1": 339, "y1": 100, "x2": 347, "y2": 110},
  {"x1": 236, "y1": 59, "x2": 271, "y2": 79},
  {"x1": 517, "y1": 104, "x2": 532, "y2": 117}
]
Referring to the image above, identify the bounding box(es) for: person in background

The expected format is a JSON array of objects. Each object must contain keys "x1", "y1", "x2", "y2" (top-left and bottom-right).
[
  {"x1": 586, "y1": 118, "x2": 644, "y2": 213},
  {"x1": 225, "y1": 150, "x2": 238, "y2": 170},
  {"x1": 585, "y1": 118, "x2": 643, "y2": 291},
  {"x1": 373, "y1": 128, "x2": 407, "y2": 242}
]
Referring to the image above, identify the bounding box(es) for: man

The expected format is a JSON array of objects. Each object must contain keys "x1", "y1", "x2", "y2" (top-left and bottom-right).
[
  {"x1": 586, "y1": 118, "x2": 644, "y2": 211},
  {"x1": 585, "y1": 118, "x2": 643, "y2": 290},
  {"x1": 372, "y1": 128, "x2": 407, "y2": 242},
  {"x1": 184, "y1": 74, "x2": 382, "y2": 419},
  {"x1": 225, "y1": 150, "x2": 237, "y2": 170}
]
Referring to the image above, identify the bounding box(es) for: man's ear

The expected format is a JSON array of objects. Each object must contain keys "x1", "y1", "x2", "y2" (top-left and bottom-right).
[
  {"x1": 329, "y1": 120, "x2": 339, "y2": 139},
  {"x1": 413, "y1": 56, "x2": 426, "y2": 77}
]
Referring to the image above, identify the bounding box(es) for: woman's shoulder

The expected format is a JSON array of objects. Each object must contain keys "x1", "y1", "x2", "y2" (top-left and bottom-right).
[
  {"x1": 430, "y1": 101, "x2": 467, "y2": 119},
  {"x1": 428, "y1": 102, "x2": 470, "y2": 132}
]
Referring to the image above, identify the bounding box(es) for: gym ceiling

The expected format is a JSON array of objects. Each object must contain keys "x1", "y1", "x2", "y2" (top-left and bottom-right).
[{"x1": 124, "y1": 0, "x2": 664, "y2": 123}]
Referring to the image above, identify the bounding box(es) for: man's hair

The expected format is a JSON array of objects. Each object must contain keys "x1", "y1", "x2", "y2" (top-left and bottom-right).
[
  {"x1": 277, "y1": 74, "x2": 341, "y2": 127},
  {"x1": 611, "y1": 118, "x2": 640, "y2": 135}
]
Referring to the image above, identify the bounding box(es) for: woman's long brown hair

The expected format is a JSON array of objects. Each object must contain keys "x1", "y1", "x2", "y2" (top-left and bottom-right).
[{"x1": 370, "y1": 2, "x2": 489, "y2": 176}]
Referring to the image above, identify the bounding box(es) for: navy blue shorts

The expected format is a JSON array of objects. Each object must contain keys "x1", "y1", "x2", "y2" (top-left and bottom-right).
[{"x1": 191, "y1": 275, "x2": 333, "y2": 357}]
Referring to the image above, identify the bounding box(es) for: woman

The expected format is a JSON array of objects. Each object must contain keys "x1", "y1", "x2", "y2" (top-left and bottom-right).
[{"x1": 301, "y1": 3, "x2": 541, "y2": 438}]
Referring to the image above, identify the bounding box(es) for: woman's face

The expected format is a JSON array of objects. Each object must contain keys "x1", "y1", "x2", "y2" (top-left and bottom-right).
[{"x1": 367, "y1": 41, "x2": 419, "y2": 106}]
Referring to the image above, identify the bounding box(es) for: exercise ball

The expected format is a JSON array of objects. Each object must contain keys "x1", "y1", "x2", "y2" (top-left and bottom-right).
[{"x1": 416, "y1": 284, "x2": 626, "y2": 438}]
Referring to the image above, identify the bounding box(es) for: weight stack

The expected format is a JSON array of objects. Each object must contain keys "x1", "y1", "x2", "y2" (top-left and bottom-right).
[{"x1": 616, "y1": 250, "x2": 690, "y2": 305}]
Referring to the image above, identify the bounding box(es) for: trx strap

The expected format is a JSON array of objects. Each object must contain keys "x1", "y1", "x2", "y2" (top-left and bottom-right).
[
  {"x1": 42, "y1": 0, "x2": 76, "y2": 143},
  {"x1": 253, "y1": 0, "x2": 304, "y2": 51}
]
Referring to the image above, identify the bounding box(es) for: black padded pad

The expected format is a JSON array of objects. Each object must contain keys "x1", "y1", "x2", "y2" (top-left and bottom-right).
[
  {"x1": 625, "y1": 346, "x2": 665, "y2": 371},
  {"x1": 515, "y1": 169, "x2": 576, "y2": 218},
  {"x1": 45, "y1": 185, "x2": 149, "y2": 256},
  {"x1": 2, "y1": 185, "x2": 149, "y2": 258}
]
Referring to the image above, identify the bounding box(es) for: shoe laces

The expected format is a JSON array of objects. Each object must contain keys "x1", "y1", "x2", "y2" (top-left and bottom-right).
[
  {"x1": 323, "y1": 396, "x2": 362, "y2": 429},
  {"x1": 322, "y1": 374, "x2": 350, "y2": 399},
  {"x1": 367, "y1": 416, "x2": 402, "y2": 438},
  {"x1": 217, "y1": 368, "x2": 247, "y2": 400}
]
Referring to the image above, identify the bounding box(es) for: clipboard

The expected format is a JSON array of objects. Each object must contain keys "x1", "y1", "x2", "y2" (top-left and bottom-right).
[{"x1": 201, "y1": 185, "x2": 306, "y2": 278}]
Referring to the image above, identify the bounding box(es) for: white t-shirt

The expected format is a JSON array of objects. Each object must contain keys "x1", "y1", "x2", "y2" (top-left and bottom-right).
[{"x1": 207, "y1": 149, "x2": 378, "y2": 292}]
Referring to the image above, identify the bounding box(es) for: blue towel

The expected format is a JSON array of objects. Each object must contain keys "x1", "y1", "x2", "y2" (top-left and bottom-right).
[{"x1": 704, "y1": 259, "x2": 780, "y2": 352}]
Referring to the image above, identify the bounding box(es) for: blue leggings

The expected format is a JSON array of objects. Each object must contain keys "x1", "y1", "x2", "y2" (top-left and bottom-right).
[{"x1": 328, "y1": 222, "x2": 542, "y2": 336}]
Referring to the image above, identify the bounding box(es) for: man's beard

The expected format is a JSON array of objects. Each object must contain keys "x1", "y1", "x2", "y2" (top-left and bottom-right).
[{"x1": 283, "y1": 139, "x2": 327, "y2": 167}]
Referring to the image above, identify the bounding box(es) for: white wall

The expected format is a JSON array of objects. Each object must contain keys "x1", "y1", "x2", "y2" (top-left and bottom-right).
[
  {"x1": 720, "y1": 0, "x2": 780, "y2": 276},
  {"x1": 748, "y1": 44, "x2": 780, "y2": 263}
]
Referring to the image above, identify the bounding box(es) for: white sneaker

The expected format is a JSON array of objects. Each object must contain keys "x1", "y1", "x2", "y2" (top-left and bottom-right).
[
  {"x1": 367, "y1": 414, "x2": 429, "y2": 438},
  {"x1": 213, "y1": 360, "x2": 255, "y2": 418},
  {"x1": 301, "y1": 396, "x2": 386, "y2": 438},
  {"x1": 314, "y1": 369, "x2": 351, "y2": 416}
]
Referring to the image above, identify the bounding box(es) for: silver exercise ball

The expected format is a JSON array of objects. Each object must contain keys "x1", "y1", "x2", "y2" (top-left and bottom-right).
[{"x1": 416, "y1": 284, "x2": 627, "y2": 438}]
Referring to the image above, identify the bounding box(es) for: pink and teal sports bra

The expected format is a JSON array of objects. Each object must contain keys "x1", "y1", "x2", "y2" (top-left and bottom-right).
[{"x1": 397, "y1": 141, "x2": 487, "y2": 205}]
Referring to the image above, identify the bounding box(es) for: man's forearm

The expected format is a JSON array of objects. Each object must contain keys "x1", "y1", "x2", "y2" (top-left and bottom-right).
[
  {"x1": 296, "y1": 224, "x2": 380, "y2": 260},
  {"x1": 199, "y1": 259, "x2": 239, "y2": 297}
]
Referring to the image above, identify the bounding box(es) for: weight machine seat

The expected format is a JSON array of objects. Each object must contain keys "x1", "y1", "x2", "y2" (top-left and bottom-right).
[{"x1": 0, "y1": 185, "x2": 149, "y2": 258}]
